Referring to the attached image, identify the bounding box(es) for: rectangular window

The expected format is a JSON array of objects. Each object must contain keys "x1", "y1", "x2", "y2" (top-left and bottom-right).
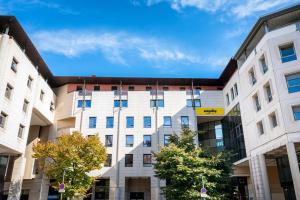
[
  {"x1": 126, "y1": 135, "x2": 134, "y2": 147},
  {"x1": 163, "y1": 116, "x2": 172, "y2": 127},
  {"x1": 253, "y1": 94, "x2": 261, "y2": 112},
  {"x1": 180, "y1": 87, "x2": 186, "y2": 91},
  {"x1": 234, "y1": 83, "x2": 238, "y2": 96},
  {"x1": 286, "y1": 73, "x2": 300, "y2": 93},
  {"x1": 226, "y1": 93, "x2": 230, "y2": 106},
  {"x1": 143, "y1": 135, "x2": 151, "y2": 147},
  {"x1": 280, "y1": 43, "x2": 297, "y2": 63},
  {"x1": 260, "y1": 55, "x2": 268, "y2": 74},
  {"x1": 150, "y1": 100, "x2": 164, "y2": 108},
  {"x1": 269, "y1": 112, "x2": 278, "y2": 128},
  {"x1": 194, "y1": 88, "x2": 201, "y2": 95},
  {"x1": 111, "y1": 86, "x2": 118, "y2": 91},
  {"x1": 76, "y1": 85, "x2": 83, "y2": 91},
  {"x1": 249, "y1": 68, "x2": 257, "y2": 85},
  {"x1": 194, "y1": 99, "x2": 201, "y2": 107},
  {"x1": 128, "y1": 86, "x2": 135, "y2": 91},
  {"x1": 186, "y1": 99, "x2": 193, "y2": 107},
  {"x1": 143, "y1": 154, "x2": 152, "y2": 167},
  {"x1": 18, "y1": 124, "x2": 25, "y2": 138},
  {"x1": 181, "y1": 116, "x2": 189, "y2": 128},
  {"x1": 114, "y1": 100, "x2": 128, "y2": 107},
  {"x1": 11, "y1": 58, "x2": 18, "y2": 72},
  {"x1": 27, "y1": 76, "x2": 33, "y2": 88},
  {"x1": 106, "y1": 117, "x2": 114, "y2": 128},
  {"x1": 264, "y1": 83, "x2": 273, "y2": 103},
  {"x1": 292, "y1": 105, "x2": 300, "y2": 121},
  {"x1": 125, "y1": 154, "x2": 133, "y2": 167},
  {"x1": 257, "y1": 121, "x2": 264, "y2": 135},
  {"x1": 40, "y1": 90, "x2": 45, "y2": 101},
  {"x1": 105, "y1": 154, "x2": 112, "y2": 167},
  {"x1": 146, "y1": 86, "x2": 152, "y2": 91},
  {"x1": 0, "y1": 112, "x2": 7, "y2": 128},
  {"x1": 105, "y1": 135, "x2": 113, "y2": 147},
  {"x1": 5, "y1": 84, "x2": 13, "y2": 99},
  {"x1": 126, "y1": 117, "x2": 134, "y2": 128},
  {"x1": 89, "y1": 117, "x2": 97, "y2": 128},
  {"x1": 164, "y1": 135, "x2": 171, "y2": 146},
  {"x1": 23, "y1": 99, "x2": 29, "y2": 113},
  {"x1": 187, "y1": 99, "x2": 200, "y2": 107},
  {"x1": 143, "y1": 116, "x2": 151, "y2": 128},
  {"x1": 230, "y1": 88, "x2": 235, "y2": 100},
  {"x1": 77, "y1": 100, "x2": 91, "y2": 108},
  {"x1": 94, "y1": 85, "x2": 100, "y2": 91}
]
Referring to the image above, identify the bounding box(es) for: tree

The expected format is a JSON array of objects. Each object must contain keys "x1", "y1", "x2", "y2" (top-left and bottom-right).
[
  {"x1": 33, "y1": 132, "x2": 107, "y2": 199},
  {"x1": 153, "y1": 128, "x2": 232, "y2": 200}
]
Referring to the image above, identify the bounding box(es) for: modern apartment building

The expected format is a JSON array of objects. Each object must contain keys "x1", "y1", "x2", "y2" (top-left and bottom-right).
[{"x1": 0, "y1": 3, "x2": 299, "y2": 200}]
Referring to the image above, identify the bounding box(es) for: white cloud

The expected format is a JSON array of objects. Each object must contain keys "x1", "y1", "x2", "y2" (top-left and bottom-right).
[{"x1": 31, "y1": 29, "x2": 228, "y2": 69}]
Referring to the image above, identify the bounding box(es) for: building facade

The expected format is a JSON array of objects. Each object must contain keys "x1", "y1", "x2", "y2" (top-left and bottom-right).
[{"x1": 0, "y1": 3, "x2": 300, "y2": 200}]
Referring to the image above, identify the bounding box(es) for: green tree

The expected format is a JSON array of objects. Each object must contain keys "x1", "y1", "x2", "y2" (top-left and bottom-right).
[
  {"x1": 153, "y1": 128, "x2": 232, "y2": 200},
  {"x1": 33, "y1": 132, "x2": 107, "y2": 199}
]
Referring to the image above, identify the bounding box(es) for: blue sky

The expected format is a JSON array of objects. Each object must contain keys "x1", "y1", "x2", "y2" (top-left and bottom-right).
[{"x1": 1, "y1": 0, "x2": 299, "y2": 78}]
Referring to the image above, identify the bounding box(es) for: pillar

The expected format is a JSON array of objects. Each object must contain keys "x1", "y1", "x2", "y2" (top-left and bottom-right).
[
  {"x1": 250, "y1": 154, "x2": 271, "y2": 200},
  {"x1": 151, "y1": 177, "x2": 160, "y2": 200},
  {"x1": 286, "y1": 142, "x2": 300, "y2": 200}
]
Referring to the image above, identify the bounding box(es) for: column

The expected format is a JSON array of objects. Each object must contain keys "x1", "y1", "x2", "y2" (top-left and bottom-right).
[
  {"x1": 286, "y1": 142, "x2": 300, "y2": 200},
  {"x1": 7, "y1": 156, "x2": 26, "y2": 200},
  {"x1": 151, "y1": 177, "x2": 160, "y2": 200},
  {"x1": 249, "y1": 154, "x2": 271, "y2": 200}
]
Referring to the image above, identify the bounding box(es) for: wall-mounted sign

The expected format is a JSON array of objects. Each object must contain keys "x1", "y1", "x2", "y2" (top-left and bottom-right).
[{"x1": 196, "y1": 108, "x2": 224, "y2": 116}]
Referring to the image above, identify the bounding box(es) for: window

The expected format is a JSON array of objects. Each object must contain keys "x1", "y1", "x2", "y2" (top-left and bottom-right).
[
  {"x1": 234, "y1": 83, "x2": 238, "y2": 96},
  {"x1": 106, "y1": 117, "x2": 114, "y2": 128},
  {"x1": 180, "y1": 87, "x2": 186, "y2": 91},
  {"x1": 76, "y1": 85, "x2": 83, "y2": 91},
  {"x1": 264, "y1": 83, "x2": 273, "y2": 103},
  {"x1": 280, "y1": 43, "x2": 297, "y2": 63},
  {"x1": 164, "y1": 135, "x2": 171, "y2": 146},
  {"x1": 260, "y1": 55, "x2": 268, "y2": 73},
  {"x1": 128, "y1": 86, "x2": 135, "y2": 91},
  {"x1": 146, "y1": 86, "x2": 152, "y2": 91},
  {"x1": 292, "y1": 105, "x2": 300, "y2": 121},
  {"x1": 111, "y1": 86, "x2": 118, "y2": 91},
  {"x1": 187, "y1": 99, "x2": 200, "y2": 107},
  {"x1": 186, "y1": 99, "x2": 193, "y2": 107},
  {"x1": 0, "y1": 112, "x2": 7, "y2": 128},
  {"x1": 181, "y1": 116, "x2": 189, "y2": 128},
  {"x1": 27, "y1": 76, "x2": 33, "y2": 88},
  {"x1": 163, "y1": 86, "x2": 169, "y2": 91},
  {"x1": 89, "y1": 117, "x2": 97, "y2": 128},
  {"x1": 50, "y1": 102, "x2": 55, "y2": 112},
  {"x1": 77, "y1": 100, "x2": 91, "y2": 108},
  {"x1": 143, "y1": 154, "x2": 152, "y2": 167},
  {"x1": 11, "y1": 58, "x2": 18, "y2": 72},
  {"x1": 269, "y1": 112, "x2": 278, "y2": 128},
  {"x1": 144, "y1": 116, "x2": 151, "y2": 128},
  {"x1": 126, "y1": 117, "x2": 134, "y2": 128},
  {"x1": 105, "y1": 135, "x2": 113, "y2": 147},
  {"x1": 226, "y1": 94, "x2": 230, "y2": 106},
  {"x1": 40, "y1": 90, "x2": 45, "y2": 101},
  {"x1": 194, "y1": 87, "x2": 201, "y2": 95},
  {"x1": 94, "y1": 85, "x2": 100, "y2": 91},
  {"x1": 163, "y1": 116, "x2": 172, "y2": 127},
  {"x1": 257, "y1": 121, "x2": 264, "y2": 135},
  {"x1": 230, "y1": 88, "x2": 235, "y2": 100},
  {"x1": 253, "y1": 94, "x2": 261, "y2": 112},
  {"x1": 143, "y1": 135, "x2": 151, "y2": 147},
  {"x1": 126, "y1": 135, "x2": 134, "y2": 147},
  {"x1": 125, "y1": 154, "x2": 133, "y2": 167},
  {"x1": 23, "y1": 99, "x2": 29, "y2": 113},
  {"x1": 18, "y1": 124, "x2": 25, "y2": 138},
  {"x1": 150, "y1": 100, "x2": 164, "y2": 108},
  {"x1": 114, "y1": 100, "x2": 128, "y2": 107},
  {"x1": 194, "y1": 99, "x2": 201, "y2": 107},
  {"x1": 249, "y1": 68, "x2": 257, "y2": 85},
  {"x1": 105, "y1": 154, "x2": 112, "y2": 167},
  {"x1": 5, "y1": 84, "x2": 13, "y2": 99},
  {"x1": 286, "y1": 73, "x2": 300, "y2": 93}
]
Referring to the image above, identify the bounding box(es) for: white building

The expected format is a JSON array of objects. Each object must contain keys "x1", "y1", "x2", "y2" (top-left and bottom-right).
[{"x1": 0, "y1": 3, "x2": 299, "y2": 200}]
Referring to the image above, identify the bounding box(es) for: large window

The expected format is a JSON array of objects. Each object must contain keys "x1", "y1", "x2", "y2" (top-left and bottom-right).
[
  {"x1": 181, "y1": 116, "x2": 189, "y2": 128},
  {"x1": 105, "y1": 154, "x2": 112, "y2": 167},
  {"x1": 126, "y1": 135, "x2": 134, "y2": 147},
  {"x1": 125, "y1": 154, "x2": 133, "y2": 167},
  {"x1": 143, "y1": 154, "x2": 152, "y2": 167},
  {"x1": 144, "y1": 116, "x2": 151, "y2": 128},
  {"x1": 0, "y1": 112, "x2": 7, "y2": 128},
  {"x1": 163, "y1": 116, "x2": 172, "y2": 127},
  {"x1": 106, "y1": 117, "x2": 114, "y2": 128},
  {"x1": 286, "y1": 73, "x2": 300, "y2": 93},
  {"x1": 105, "y1": 135, "x2": 113, "y2": 147},
  {"x1": 292, "y1": 105, "x2": 300, "y2": 121},
  {"x1": 126, "y1": 117, "x2": 134, "y2": 128},
  {"x1": 114, "y1": 100, "x2": 128, "y2": 107},
  {"x1": 89, "y1": 117, "x2": 97, "y2": 128},
  {"x1": 143, "y1": 135, "x2": 151, "y2": 147},
  {"x1": 77, "y1": 100, "x2": 91, "y2": 108},
  {"x1": 164, "y1": 135, "x2": 171, "y2": 146},
  {"x1": 280, "y1": 43, "x2": 297, "y2": 63}
]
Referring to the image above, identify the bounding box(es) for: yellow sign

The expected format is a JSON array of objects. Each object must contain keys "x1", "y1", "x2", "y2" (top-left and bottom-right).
[{"x1": 196, "y1": 108, "x2": 224, "y2": 116}]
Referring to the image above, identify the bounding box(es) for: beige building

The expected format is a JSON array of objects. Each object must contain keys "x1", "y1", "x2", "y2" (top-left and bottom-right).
[{"x1": 0, "y1": 3, "x2": 300, "y2": 200}]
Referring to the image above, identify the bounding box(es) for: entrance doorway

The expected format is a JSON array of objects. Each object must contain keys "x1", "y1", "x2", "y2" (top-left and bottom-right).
[
  {"x1": 130, "y1": 192, "x2": 144, "y2": 200},
  {"x1": 125, "y1": 177, "x2": 150, "y2": 200}
]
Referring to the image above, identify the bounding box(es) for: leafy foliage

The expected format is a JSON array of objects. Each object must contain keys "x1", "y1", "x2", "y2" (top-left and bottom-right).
[
  {"x1": 153, "y1": 128, "x2": 232, "y2": 200},
  {"x1": 33, "y1": 132, "x2": 106, "y2": 198}
]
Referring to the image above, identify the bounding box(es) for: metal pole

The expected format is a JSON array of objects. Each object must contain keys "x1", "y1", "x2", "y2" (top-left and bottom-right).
[
  {"x1": 116, "y1": 81, "x2": 122, "y2": 200},
  {"x1": 79, "y1": 80, "x2": 86, "y2": 133}
]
